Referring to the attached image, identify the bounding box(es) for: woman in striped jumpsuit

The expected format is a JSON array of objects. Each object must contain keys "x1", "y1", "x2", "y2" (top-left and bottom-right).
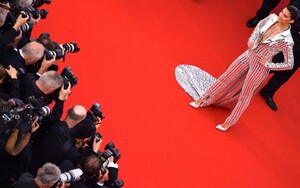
[{"x1": 189, "y1": 5, "x2": 299, "y2": 131}]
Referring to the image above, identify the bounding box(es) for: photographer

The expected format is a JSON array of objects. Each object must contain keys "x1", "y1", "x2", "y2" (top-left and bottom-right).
[
  {"x1": 0, "y1": 103, "x2": 44, "y2": 187},
  {"x1": 31, "y1": 105, "x2": 87, "y2": 170},
  {"x1": 0, "y1": 3, "x2": 28, "y2": 47},
  {"x1": 0, "y1": 41, "x2": 53, "y2": 75},
  {"x1": 0, "y1": 65, "x2": 21, "y2": 100},
  {"x1": 19, "y1": 70, "x2": 64, "y2": 103},
  {"x1": 30, "y1": 86, "x2": 70, "y2": 152},
  {"x1": 26, "y1": 33, "x2": 81, "y2": 75},
  {"x1": 69, "y1": 154, "x2": 120, "y2": 188},
  {"x1": 14, "y1": 162, "x2": 68, "y2": 188},
  {"x1": 0, "y1": 2, "x2": 41, "y2": 48}
]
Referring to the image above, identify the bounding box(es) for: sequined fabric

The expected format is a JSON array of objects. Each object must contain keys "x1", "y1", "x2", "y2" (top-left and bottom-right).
[
  {"x1": 175, "y1": 64, "x2": 215, "y2": 100},
  {"x1": 175, "y1": 64, "x2": 244, "y2": 109}
]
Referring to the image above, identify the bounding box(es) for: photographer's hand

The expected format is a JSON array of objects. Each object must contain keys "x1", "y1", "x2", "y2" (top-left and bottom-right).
[
  {"x1": 37, "y1": 55, "x2": 55, "y2": 75},
  {"x1": 93, "y1": 136, "x2": 102, "y2": 153},
  {"x1": 95, "y1": 117, "x2": 102, "y2": 129},
  {"x1": 55, "y1": 182, "x2": 70, "y2": 188},
  {"x1": 108, "y1": 156, "x2": 114, "y2": 163},
  {"x1": 58, "y1": 82, "x2": 71, "y2": 101},
  {"x1": 5, "y1": 65, "x2": 18, "y2": 79},
  {"x1": 13, "y1": 12, "x2": 29, "y2": 30},
  {"x1": 12, "y1": 30, "x2": 23, "y2": 47},
  {"x1": 98, "y1": 168, "x2": 109, "y2": 184},
  {"x1": 31, "y1": 117, "x2": 40, "y2": 133},
  {"x1": 29, "y1": 14, "x2": 41, "y2": 25}
]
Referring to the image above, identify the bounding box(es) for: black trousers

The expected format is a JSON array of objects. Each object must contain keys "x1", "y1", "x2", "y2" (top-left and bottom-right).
[
  {"x1": 261, "y1": 52, "x2": 299, "y2": 97},
  {"x1": 255, "y1": 0, "x2": 296, "y2": 19}
]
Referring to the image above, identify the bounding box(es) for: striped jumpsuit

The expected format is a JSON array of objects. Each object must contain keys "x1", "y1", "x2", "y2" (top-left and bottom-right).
[{"x1": 202, "y1": 14, "x2": 294, "y2": 126}]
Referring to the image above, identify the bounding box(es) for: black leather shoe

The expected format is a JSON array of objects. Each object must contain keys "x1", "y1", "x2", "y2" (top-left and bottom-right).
[
  {"x1": 259, "y1": 91, "x2": 278, "y2": 111},
  {"x1": 246, "y1": 17, "x2": 260, "y2": 28}
]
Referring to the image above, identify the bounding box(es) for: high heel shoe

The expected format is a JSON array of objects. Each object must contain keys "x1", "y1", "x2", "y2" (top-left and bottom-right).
[
  {"x1": 216, "y1": 124, "x2": 233, "y2": 131},
  {"x1": 189, "y1": 101, "x2": 201, "y2": 108}
]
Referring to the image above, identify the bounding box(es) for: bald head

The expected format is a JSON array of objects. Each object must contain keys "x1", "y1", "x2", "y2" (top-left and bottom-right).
[
  {"x1": 65, "y1": 105, "x2": 87, "y2": 128},
  {"x1": 21, "y1": 41, "x2": 45, "y2": 65}
]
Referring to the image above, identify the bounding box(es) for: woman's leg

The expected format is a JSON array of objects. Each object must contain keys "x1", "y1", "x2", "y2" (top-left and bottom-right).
[
  {"x1": 224, "y1": 63, "x2": 270, "y2": 127},
  {"x1": 195, "y1": 51, "x2": 253, "y2": 106}
]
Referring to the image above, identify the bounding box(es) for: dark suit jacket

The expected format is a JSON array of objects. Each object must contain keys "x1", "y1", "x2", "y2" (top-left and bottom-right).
[
  {"x1": 273, "y1": 1, "x2": 300, "y2": 68},
  {"x1": 32, "y1": 121, "x2": 80, "y2": 170},
  {"x1": 0, "y1": 46, "x2": 26, "y2": 70}
]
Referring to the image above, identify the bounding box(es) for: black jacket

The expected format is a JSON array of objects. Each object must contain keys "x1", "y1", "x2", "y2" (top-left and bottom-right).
[{"x1": 32, "y1": 121, "x2": 80, "y2": 170}]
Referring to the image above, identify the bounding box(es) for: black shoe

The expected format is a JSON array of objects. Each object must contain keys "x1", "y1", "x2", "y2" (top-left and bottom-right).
[
  {"x1": 259, "y1": 91, "x2": 278, "y2": 111},
  {"x1": 246, "y1": 17, "x2": 260, "y2": 28}
]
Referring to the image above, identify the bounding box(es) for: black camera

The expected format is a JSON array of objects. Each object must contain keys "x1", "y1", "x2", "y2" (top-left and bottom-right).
[
  {"x1": 44, "y1": 48, "x2": 64, "y2": 60},
  {"x1": 33, "y1": 0, "x2": 51, "y2": 8},
  {"x1": 22, "y1": 6, "x2": 48, "y2": 20},
  {"x1": 0, "y1": 97, "x2": 50, "y2": 149},
  {"x1": 1, "y1": 97, "x2": 50, "y2": 126},
  {"x1": 19, "y1": 22, "x2": 33, "y2": 32},
  {"x1": 95, "y1": 132, "x2": 103, "y2": 143},
  {"x1": 99, "y1": 142, "x2": 121, "y2": 167},
  {"x1": 86, "y1": 103, "x2": 105, "y2": 126},
  {"x1": 60, "y1": 66, "x2": 78, "y2": 89},
  {"x1": 37, "y1": 33, "x2": 80, "y2": 61},
  {"x1": 62, "y1": 42, "x2": 80, "y2": 53},
  {"x1": 110, "y1": 179, "x2": 125, "y2": 188},
  {"x1": 0, "y1": 2, "x2": 48, "y2": 33},
  {"x1": 98, "y1": 142, "x2": 120, "y2": 177},
  {"x1": 83, "y1": 132, "x2": 102, "y2": 152},
  {"x1": 44, "y1": 42, "x2": 80, "y2": 60}
]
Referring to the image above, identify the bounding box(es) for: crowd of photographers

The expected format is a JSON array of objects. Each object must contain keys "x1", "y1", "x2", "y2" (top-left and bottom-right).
[{"x1": 0, "y1": 0, "x2": 123, "y2": 187}]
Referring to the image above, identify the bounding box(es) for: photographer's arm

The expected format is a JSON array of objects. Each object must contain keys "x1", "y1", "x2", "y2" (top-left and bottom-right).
[
  {"x1": 105, "y1": 156, "x2": 119, "y2": 186},
  {"x1": 0, "y1": 13, "x2": 28, "y2": 46},
  {"x1": 36, "y1": 55, "x2": 56, "y2": 75},
  {"x1": 39, "y1": 84, "x2": 70, "y2": 132},
  {"x1": 6, "y1": 118, "x2": 39, "y2": 156},
  {"x1": 93, "y1": 136, "x2": 102, "y2": 154},
  {"x1": 6, "y1": 129, "x2": 31, "y2": 156},
  {"x1": 5, "y1": 65, "x2": 20, "y2": 98},
  {"x1": 97, "y1": 169, "x2": 109, "y2": 187},
  {"x1": 12, "y1": 13, "x2": 29, "y2": 31}
]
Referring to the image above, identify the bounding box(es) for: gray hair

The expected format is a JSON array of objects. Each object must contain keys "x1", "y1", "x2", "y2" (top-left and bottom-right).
[
  {"x1": 37, "y1": 70, "x2": 64, "y2": 90},
  {"x1": 0, "y1": 6, "x2": 9, "y2": 27},
  {"x1": 15, "y1": 0, "x2": 33, "y2": 8},
  {"x1": 36, "y1": 163, "x2": 61, "y2": 185},
  {"x1": 22, "y1": 41, "x2": 45, "y2": 61}
]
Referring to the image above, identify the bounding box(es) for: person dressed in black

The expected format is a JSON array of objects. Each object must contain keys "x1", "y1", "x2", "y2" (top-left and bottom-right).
[
  {"x1": 0, "y1": 3, "x2": 28, "y2": 47},
  {"x1": 0, "y1": 64, "x2": 20, "y2": 100},
  {"x1": 31, "y1": 105, "x2": 87, "y2": 171},
  {"x1": 247, "y1": 0, "x2": 300, "y2": 110},
  {"x1": 247, "y1": 0, "x2": 297, "y2": 28},
  {"x1": 19, "y1": 70, "x2": 64, "y2": 103},
  {"x1": 14, "y1": 163, "x2": 64, "y2": 188},
  {"x1": 0, "y1": 40, "x2": 55, "y2": 77},
  {"x1": 70, "y1": 155, "x2": 120, "y2": 188}
]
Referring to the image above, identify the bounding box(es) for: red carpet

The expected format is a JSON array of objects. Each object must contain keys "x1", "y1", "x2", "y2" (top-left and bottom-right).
[{"x1": 33, "y1": 0, "x2": 300, "y2": 187}]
